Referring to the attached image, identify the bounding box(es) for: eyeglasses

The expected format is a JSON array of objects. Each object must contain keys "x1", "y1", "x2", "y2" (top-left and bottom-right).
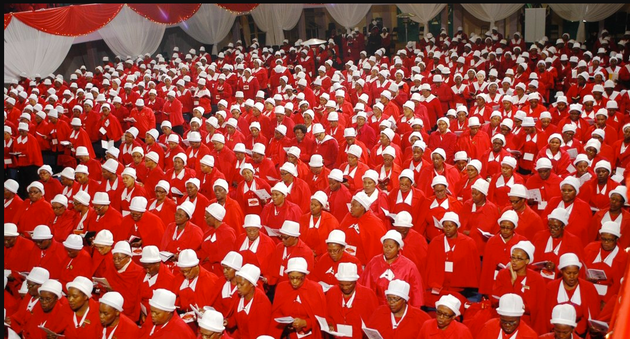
[
  {"x1": 600, "y1": 237, "x2": 617, "y2": 243},
  {"x1": 436, "y1": 310, "x2": 455, "y2": 319},
  {"x1": 500, "y1": 318, "x2": 519, "y2": 326},
  {"x1": 28, "y1": 190, "x2": 42, "y2": 195},
  {"x1": 386, "y1": 296, "x2": 403, "y2": 304}
]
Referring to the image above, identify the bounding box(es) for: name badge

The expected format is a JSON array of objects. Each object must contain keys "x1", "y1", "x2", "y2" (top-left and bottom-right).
[{"x1": 445, "y1": 261, "x2": 454, "y2": 273}]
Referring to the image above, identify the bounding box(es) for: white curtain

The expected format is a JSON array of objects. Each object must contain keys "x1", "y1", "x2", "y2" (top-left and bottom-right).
[
  {"x1": 548, "y1": 4, "x2": 624, "y2": 42},
  {"x1": 4, "y1": 18, "x2": 74, "y2": 82},
  {"x1": 179, "y1": 4, "x2": 237, "y2": 55},
  {"x1": 461, "y1": 4, "x2": 524, "y2": 30},
  {"x1": 251, "y1": 4, "x2": 303, "y2": 46},
  {"x1": 98, "y1": 5, "x2": 165, "y2": 58},
  {"x1": 324, "y1": 4, "x2": 372, "y2": 30},
  {"x1": 396, "y1": 4, "x2": 446, "y2": 35}
]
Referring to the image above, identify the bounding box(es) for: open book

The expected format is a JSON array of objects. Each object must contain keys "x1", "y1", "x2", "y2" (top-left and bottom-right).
[
  {"x1": 315, "y1": 315, "x2": 352, "y2": 337},
  {"x1": 92, "y1": 277, "x2": 112, "y2": 290}
]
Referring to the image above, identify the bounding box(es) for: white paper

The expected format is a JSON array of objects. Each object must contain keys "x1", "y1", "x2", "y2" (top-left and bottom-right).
[
  {"x1": 297, "y1": 331, "x2": 312, "y2": 338},
  {"x1": 316, "y1": 315, "x2": 352, "y2": 337},
  {"x1": 60, "y1": 141, "x2": 71, "y2": 146},
  {"x1": 362, "y1": 326, "x2": 384, "y2": 339},
  {"x1": 264, "y1": 226, "x2": 281, "y2": 237},
  {"x1": 566, "y1": 148, "x2": 578, "y2": 159},
  {"x1": 526, "y1": 188, "x2": 542, "y2": 202},
  {"x1": 616, "y1": 167, "x2": 626, "y2": 176},
  {"x1": 588, "y1": 319, "x2": 609, "y2": 332},
  {"x1": 101, "y1": 140, "x2": 109, "y2": 150},
  {"x1": 274, "y1": 316, "x2": 296, "y2": 324},
  {"x1": 254, "y1": 189, "x2": 271, "y2": 200},
  {"x1": 3, "y1": 159, "x2": 11, "y2": 165},
  {"x1": 344, "y1": 245, "x2": 357, "y2": 257},
  {"x1": 4, "y1": 269, "x2": 11, "y2": 277},
  {"x1": 158, "y1": 251, "x2": 174, "y2": 262},
  {"x1": 523, "y1": 152, "x2": 534, "y2": 161},
  {"x1": 587, "y1": 269, "x2": 607, "y2": 281},
  {"x1": 477, "y1": 228, "x2": 493, "y2": 239},
  {"x1": 594, "y1": 284, "x2": 608, "y2": 296},
  {"x1": 99, "y1": 127, "x2": 107, "y2": 135},
  {"x1": 445, "y1": 261, "x2": 454, "y2": 272},
  {"x1": 537, "y1": 201, "x2": 548, "y2": 210},
  {"x1": 38, "y1": 325, "x2": 65, "y2": 337},
  {"x1": 93, "y1": 277, "x2": 112, "y2": 289},
  {"x1": 180, "y1": 311, "x2": 197, "y2": 323},
  {"x1": 336, "y1": 325, "x2": 353, "y2": 337}
]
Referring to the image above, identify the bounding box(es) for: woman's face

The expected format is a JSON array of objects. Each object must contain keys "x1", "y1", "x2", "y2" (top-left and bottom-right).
[
  {"x1": 362, "y1": 178, "x2": 376, "y2": 193},
  {"x1": 382, "y1": 239, "x2": 400, "y2": 260},
  {"x1": 500, "y1": 165, "x2": 514, "y2": 178},
  {"x1": 288, "y1": 272, "x2": 306, "y2": 290},
  {"x1": 560, "y1": 184, "x2": 576, "y2": 203},
  {"x1": 510, "y1": 248, "x2": 530, "y2": 271},
  {"x1": 310, "y1": 199, "x2": 323, "y2": 216},
  {"x1": 442, "y1": 221, "x2": 458, "y2": 238},
  {"x1": 432, "y1": 154, "x2": 445, "y2": 169},
  {"x1": 561, "y1": 265, "x2": 580, "y2": 288},
  {"x1": 548, "y1": 138, "x2": 561, "y2": 152}
]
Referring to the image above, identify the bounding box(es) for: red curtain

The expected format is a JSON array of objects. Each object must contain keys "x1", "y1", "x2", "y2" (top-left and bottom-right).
[
  {"x1": 127, "y1": 4, "x2": 201, "y2": 24},
  {"x1": 10, "y1": 4, "x2": 123, "y2": 36},
  {"x1": 4, "y1": 13, "x2": 12, "y2": 30},
  {"x1": 216, "y1": 4, "x2": 259, "y2": 13}
]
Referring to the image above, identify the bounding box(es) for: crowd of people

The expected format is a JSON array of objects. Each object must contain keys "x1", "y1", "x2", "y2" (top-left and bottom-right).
[{"x1": 3, "y1": 21, "x2": 630, "y2": 339}]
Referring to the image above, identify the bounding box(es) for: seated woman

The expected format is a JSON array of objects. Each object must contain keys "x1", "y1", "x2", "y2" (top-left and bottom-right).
[
  {"x1": 487, "y1": 156, "x2": 524, "y2": 209},
  {"x1": 386, "y1": 169, "x2": 427, "y2": 228},
  {"x1": 148, "y1": 180, "x2": 177, "y2": 226},
  {"x1": 373, "y1": 146, "x2": 401, "y2": 193},
  {"x1": 492, "y1": 240, "x2": 548, "y2": 334},
  {"x1": 539, "y1": 304, "x2": 580, "y2": 339},
  {"x1": 360, "y1": 230, "x2": 424, "y2": 308},
  {"x1": 366, "y1": 279, "x2": 431, "y2": 339},
  {"x1": 545, "y1": 253, "x2": 601, "y2": 336},
  {"x1": 417, "y1": 294, "x2": 473, "y2": 339},
  {"x1": 542, "y1": 177, "x2": 593, "y2": 246},
  {"x1": 424, "y1": 212, "x2": 480, "y2": 305},
  {"x1": 268, "y1": 257, "x2": 327, "y2": 339},
  {"x1": 298, "y1": 191, "x2": 339, "y2": 260},
  {"x1": 421, "y1": 176, "x2": 462, "y2": 241},
  {"x1": 535, "y1": 133, "x2": 571, "y2": 177}
]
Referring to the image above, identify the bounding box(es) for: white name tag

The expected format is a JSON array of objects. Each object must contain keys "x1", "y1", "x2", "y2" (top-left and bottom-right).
[
  {"x1": 52, "y1": 139, "x2": 58, "y2": 145},
  {"x1": 523, "y1": 153, "x2": 534, "y2": 161},
  {"x1": 4, "y1": 159, "x2": 12, "y2": 165},
  {"x1": 99, "y1": 127, "x2": 107, "y2": 135},
  {"x1": 445, "y1": 261, "x2": 453, "y2": 273}
]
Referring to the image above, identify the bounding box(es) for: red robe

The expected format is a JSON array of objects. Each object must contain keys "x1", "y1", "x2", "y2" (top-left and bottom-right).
[
  {"x1": 267, "y1": 240, "x2": 315, "y2": 286},
  {"x1": 325, "y1": 185, "x2": 352, "y2": 223},
  {"x1": 459, "y1": 200, "x2": 500, "y2": 255},
  {"x1": 12, "y1": 133, "x2": 44, "y2": 167},
  {"x1": 360, "y1": 254, "x2": 424, "y2": 308},
  {"x1": 175, "y1": 266, "x2": 220, "y2": 311},
  {"x1": 141, "y1": 312, "x2": 196, "y2": 338},
  {"x1": 588, "y1": 208, "x2": 630, "y2": 250},
  {"x1": 582, "y1": 242, "x2": 628, "y2": 303},
  {"x1": 148, "y1": 198, "x2": 177, "y2": 227},
  {"x1": 298, "y1": 211, "x2": 339, "y2": 260},
  {"x1": 545, "y1": 278, "x2": 601, "y2": 335},
  {"x1": 456, "y1": 130, "x2": 492, "y2": 161},
  {"x1": 312, "y1": 252, "x2": 363, "y2": 287},
  {"x1": 524, "y1": 173, "x2": 563, "y2": 216},
  {"x1": 86, "y1": 208, "x2": 124, "y2": 242},
  {"x1": 120, "y1": 211, "x2": 165, "y2": 248},
  {"x1": 479, "y1": 233, "x2": 527, "y2": 295},
  {"x1": 532, "y1": 230, "x2": 585, "y2": 280},
  {"x1": 4, "y1": 195, "x2": 23, "y2": 224},
  {"x1": 27, "y1": 239, "x2": 67, "y2": 279},
  {"x1": 487, "y1": 173, "x2": 525, "y2": 210},
  {"x1": 421, "y1": 196, "x2": 463, "y2": 241},
  {"x1": 269, "y1": 279, "x2": 328, "y2": 339},
  {"x1": 492, "y1": 268, "x2": 549, "y2": 335},
  {"x1": 97, "y1": 313, "x2": 142, "y2": 338},
  {"x1": 475, "y1": 318, "x2": 538, "y2": 339},
  {"x1": 13, "y1": 199, "x2": 55, "y2": 236},
  {"x1": 59, "y1": 249, "x2": 93, "y2": 287},
  {"x1": 417, "y1": 319, "x2": 474, "y2": 339},
  {"x1": 235, "y1": 177, "x2": 271, "y2": 216},
  {"x1": 285, "y1": 178, "x2": 313, "y2": 214},
  {"x1": 424, "y1": 234, "x2": 481, "y2": 300},
  {"x1": 325, "y1": 284, "x2": 379, "y2": 339},
  {"x1": 229, "y1": 287, "x2": 272, "y2": 339},
  {"x1": 235, "y1": 233, "x2": 277, "y2": 277},
  {"x1": 366, "y1": 304, "x2": 431, "y2": 339},
  {"x1": 542, "y1": 197, "x2": 593, "y2": 247},
  {"x1": 160, "y1": 222, "x2": 204, "y2": 254},
  {"x1": 61, "y1": 298, "x2": 101, "y2": 339},
  {"x1": 260, "y1": 201, "x2": 303, "y2": 237},
  {"x1": 197, "y1": 223, "x2": 237, "y2": 277},
  {"x1": 20, "y1": 298, "x2": 70, "y2": 339},
  {"x1": 41, "y1": 178, "x2": 63, "y2": 203},
  {"x1": 140, "y1": 263, "x2": 178, "y2": 316},
  {"x1": 209, "y1": 197, "x2": 245, "y2": 237},
  {"x1": 178, "y1": 194, "x2": 211, "y2": 234},
  {"x1": 103, "y1": 259, "x2": 145, "y2": 322},
  {"x1": 339, "y1": 210, "x2": 388, "y2": 266}
]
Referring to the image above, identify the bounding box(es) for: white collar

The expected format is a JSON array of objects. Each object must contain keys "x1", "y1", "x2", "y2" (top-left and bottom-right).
[
  {"x1": 593, "y1": 246, "x2": 619, "y2": 267},
  {"x1": 180, "y1": 275, "x2": 199, "y2": 291},
  {"x1": 396, "y1": 190, "x2": 413, "y2": 205},
  {"x1": 557, "y1": 282, "x2": 582, "y2": 305},
  {"x1": 390, "y1": 304, "x2": 408, "y2": 329},
  {"x1": 237, "y1": 296, "x2": 254, "y2": 314},
  {"x1": 430, "y1": 198, "x2": 449, "y2": 209},
  {"x1": 144, "y1": 272, "x2": 159, "y2": 286},
  {"x1": 342, "y1": 290, "x2": 357, "y2": 308},
  {"x1": 239, "y1": 236, "x2": 260, "y2": 253},
  {"x1": 117, "y1": 260, "x2": 131, "y2": 273}
]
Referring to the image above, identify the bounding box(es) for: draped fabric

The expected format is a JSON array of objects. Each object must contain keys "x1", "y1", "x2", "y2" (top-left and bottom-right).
[
  {"x1": 179, "y1": 4, "x2": 237, "y2": 55},
  {"x1": 4, "y1": 17, "x2": 74, "y2": 82},
  {"x1": 99, "y1": 5, "x2": 166, "y2": 58},
  {"x1": 216, "y1": 4, "x2": 259, "y2": 13},
  {"x1": 251, "y1": 4, "x2": 303, "y2": 46},
  {"x1": 548, "y1": 4, "x2": 624, "y2": 42},
  {"x1": 324, "y1": 4, "x2": 372, "y2": 29},
  {"x1": 396, "y1": 4, "x2": 446, "y2": 34},
  {"x1": 127, "y1": 4, "x2": 201, "y2": 24},
  {"x1": 461, "y1": 4, "x2": 524, "y2": 29},
  {"x1": 4, "y1": 4, "x2": 123, "y2": 36}
]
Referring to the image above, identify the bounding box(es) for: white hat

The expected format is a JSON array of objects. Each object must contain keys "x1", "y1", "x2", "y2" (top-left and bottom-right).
[
  {"x1": 140, "y1": 245, "x2": 161, "y2": 264},
  {"x1": 90, "y1": 192, "x2": 109, "y2": 206},
  {"x1": 221, "y1": 251, "x2": 243, "y2": 270},
  {"x1": 93, "y1": 229, "x2": 114, "y2": 246},
  {"x1": 599, "y1": 221, "x2": 621, "y2": 238},
  {"x1": 206, "y1": 203, "x2": 226, "y2": 221},
  {"x1": 381, "y1": 128, "x2": 394, "y2": 141},
  {"x1": 382, "y1": 146, "x2": 396, "y2": 159},
  {"x1": 453, "y1": 151, "x2": 467, "y2": 162},
  {"x1": 145, "y1": 151, "x2": 159, "y2": 164},
  {"x1": 431, "y1": 175, "x2": 449, "y2": 188},
  {"x1": 74, "y1": 163, "x2": 89, "y2": 176},
  {"x1": 4, "y1": 179, "x2": 19, "y2": 194},
  {"x1": 609, "y1": 186, "x2": 627, "y2": 202},
  {"x1": 252, "y1": 143, "x2": 266, "y2": 155},
  {"x1": 177, "y1": 201, "x2": 196, "y2": 218},
  {"x1": 27, "y1": 181, "x2": 45, "y2": 195},
  {"x1": 471, "y1": 179, "x2": 489, "y2": 196},
  {"x1": 496, "y1": 293, "x2": 525, "y2": 317},
  {"x1": 352, "y1": 191, "x2": 372, "y2": 210},
  {"x1": 535, "y1": 158, "x2": 553, "y2": 170},
  {"x1": 285, "y1": 257, "x2": 309, "y2": 274},
  {"x1": 102, "y1": 159, "x2": 119, "y2": 173},
  {"x1": 60, "y1": 167, "x2": 76, "y2": 180},
  {"x1": 392, "y1": 211, "x2": 413, "y2": 227},
  {"x1": 32, "y1": 225, "x2": 53, "y2": 240},
  {"x1": 38, "y1": 165, "x2": 53, "y2": 175},
  {"x1": 498, "y1": 210, "x2": 519, "y2": 228},
  {"x1": 121, "y1": 167, "x2": 137, "y2": 180},
  {"x1": 243, "y1": 214, "x2": 262, "y2": 229},
  {"x1": 511, "y1": 240, "x2": 535, "y2": 263},
  {"x1": 177, "y1": 249, "x2": 200, "y2": 267},
  {"x1": 129, "y1": 196, "x2": 147, "y2": 213},
  {"x1": 198, "y1": 309, "x2": 225, "y2": 332},
  {"x1": 381, "y1": 230, "x2": 404, "y2": 248},
  {"x1": 38, "y1": 279, "x2": 63, "y2": 299},
  {"x1": 594, "y1": 160, "x2": 611, "y2": 173},
  {"x1": 548, "y1": 207, "x2": 570, "y2": 225},
  {"x1": 384, "y1": 279, "x2": 410, "y2": 301},
  {"x1": 335, "y1": 262, "x2": 360, "y2": 282},
  {"x1": 550, "y1": 304, "x2": 578, "y2": 327},
  {"x1": 508, "y1": 184, "x2": 528, "y2": 199},
  {"x1": 66, "y1": 276, "x2": 93, "y2": 297},
  {"x1": 558, "y1": 253, "x2": 582, "y2": 270},
  {"x1": 362, "y1": 169, "x2": 378, "y2": 184},
  {"x1": 347, "y1": 144, "x2": 362, "y2": 158},
  {"x1": 311, "y1": 191, "x2": 328, "y2": 209},
  {"x1": 560, "y1": 177, "x2": 580, "y2": 195},
  {"x1": 271, "y1": 182, "x2": 289, "y2": 196},
  {"x1": 188, "y1": 131, "x2": 202, "y2": 143},
  {"x1": 280, "y1": 221, "x2": 301, "y2": 237},
  {"x1": 173, "y1": 153, "x2": 187, "y2": 166},
  {"x1": 328, "y1": 169, "x2": 344, "y2": 183},
  {"x1": 75, "y1": 146, "x2": 90, "y2": 157},
  {"x1": 501, "y1": 156, "x2": 517, "y2": 169},
  {"x1": 211, "y1": 134, "x2": 225, "y2": 144},
  {"x1": 4, "y1": 223, "x2": 19, "y2": 237},
  {"x1": 467, "y1": 159, "x2": 482, "y2": 174},
  {"x1": 440, "y1": 212, "x2": 460, "y2": 228},
  {"x1": 63, "y1": 234, "x2": 84, "y2": 250},
  {"x1": 236, "y1": 264, "x2": 261, "y2": 286},
  {"x1": 431, "y1": 148, "x2": 446, "y2": 160},
  {"x1": 398, "y1": 169, "x2": 415, "y2": 185},
  {"x1": 26, "y1": 267, "x2": 50, "y2": 285},
  {"x1": 100, "y1": 291, "x2": 124, "y2": 312},
  {"x1": 126, "y1": 127, "x2": 139, "y2": 138},
  {"x1": 435, "y1": 294, "x2": 462, "y2": 317},
  {"x1": 149, "y1": 289, "x2": 177, "y2": 312},
  {"x1": 111, "y1": 241, "x2": 132, "y2": 256},
  {"x1": 468, "y1": 117, "x2": 481, "y2": 127},
  {"x1": 326, "y1": 229, "x2": 347, "y2": 246}
]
